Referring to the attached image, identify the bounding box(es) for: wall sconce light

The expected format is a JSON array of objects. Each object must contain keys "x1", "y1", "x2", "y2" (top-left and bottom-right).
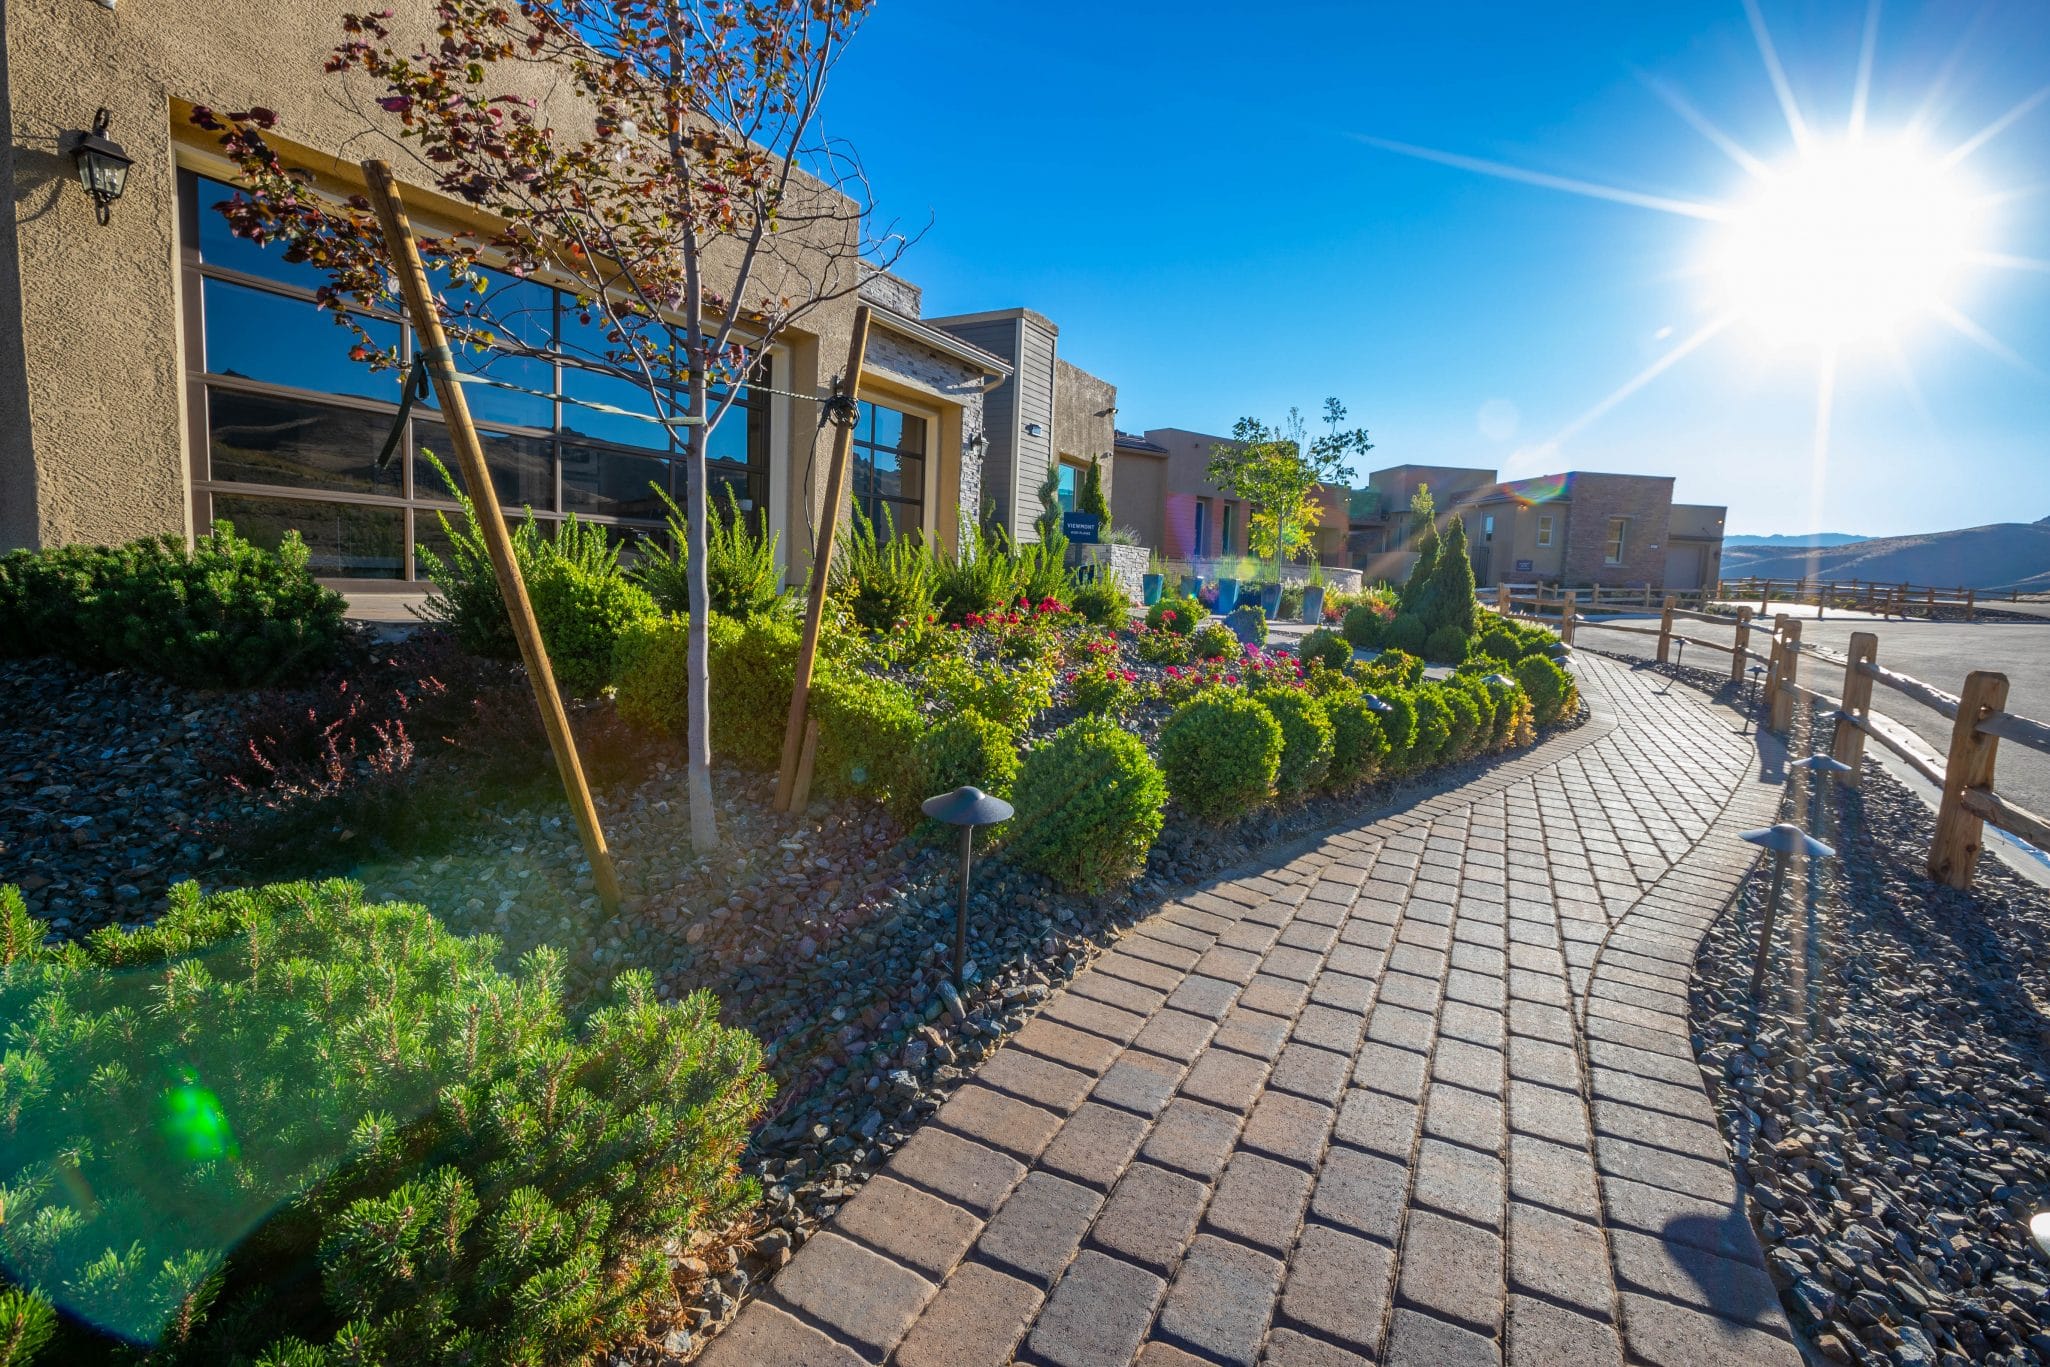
[
  {"x1": 1023, "y1": 422, "x2": 1044, "y2": 438},
  {"x1": 968, "y1": 430, "x2": 989, "y2": 456},
  {"x1": 70, "y1": 108, "x2": 133, "y2": 226}
]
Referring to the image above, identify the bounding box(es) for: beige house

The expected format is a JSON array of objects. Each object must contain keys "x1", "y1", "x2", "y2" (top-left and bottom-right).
[{"x1": 2, "y1": 0, "x2": 1007, "y2": 587}]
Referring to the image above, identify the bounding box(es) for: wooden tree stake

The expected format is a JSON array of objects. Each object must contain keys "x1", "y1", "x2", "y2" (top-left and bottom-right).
[
  {"x1": 1656, "y1": 594, "x2": 1676, "y2": 664},
  {"x1": 1729, "y1": 606, "x2": 1752, "y2": 683},
  {"x1": 775, "y1": 305, "x2": 872, "y2": 813},
  {"x1": 1769, "y1": 617, "x2": 1801, "y2": 733},
  {"x1": 1929, "y1": 670, "x2": 2009, "y2": 890},
  {"x1": 360, "y1": 161, "x2": 621, "y2": 912}
]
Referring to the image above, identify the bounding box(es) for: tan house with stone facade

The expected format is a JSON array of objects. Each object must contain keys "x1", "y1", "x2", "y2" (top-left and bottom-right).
[{"x1": 1, "y1": 0, "x2": 1013, "y2": 589}]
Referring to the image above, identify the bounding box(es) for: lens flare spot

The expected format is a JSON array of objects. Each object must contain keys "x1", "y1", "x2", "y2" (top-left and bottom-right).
[{"x1": 159, "y1": 1068, "x2": 238, "y2": 1165}]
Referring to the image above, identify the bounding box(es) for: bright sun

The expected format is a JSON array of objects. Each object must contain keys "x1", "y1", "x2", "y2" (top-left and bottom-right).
[{"x1": 1711, "y1": 140, "x2": 1983, "y2": 349}]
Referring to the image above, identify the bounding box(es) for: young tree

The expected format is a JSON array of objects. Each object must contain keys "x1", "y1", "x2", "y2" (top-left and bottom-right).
[
  {"x1": 1207, "y1": 398, "x2": 1372, "y2": 591},
  {"x1": 1400, "y1": 482, "x2": 1439, "y2": 613},
  {"x1": 195, "y1": 0, "x2": 905, "y2": 853},
  {"x1": 1077, "y1": 455, "x2": 1112, "y2": 528},
  {"x1": 1426, "y1": 511, "x2": 1479, "y2": 636}
]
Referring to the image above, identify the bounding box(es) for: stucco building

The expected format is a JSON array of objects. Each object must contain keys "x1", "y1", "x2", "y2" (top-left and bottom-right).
[{"x1": 1, "y1": 0, "x2": 1015, "y2": 588}]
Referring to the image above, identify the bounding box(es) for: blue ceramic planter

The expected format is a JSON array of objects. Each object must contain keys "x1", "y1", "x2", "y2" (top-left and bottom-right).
[
  {"x1": 1260, "y1": 583, "x2": 1283, "y2": 615},
  {"x1": 1213, "y1": 578, "x2": 1240, "y2": 615},
  {"x1": 1180, "y1": 575, "x2": 1204, "y2": 599},
  {"x1": 1142, "y1": 573, "x2": 1164, "y2": 606},
  {"x1": 1301, "y1": 585, "x2": 1325, "y2": 624}
]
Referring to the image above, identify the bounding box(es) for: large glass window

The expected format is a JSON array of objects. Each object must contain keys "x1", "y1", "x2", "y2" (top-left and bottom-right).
[
  {"x1": 183, "y1": 170, "x2": 769, "y2": 581},
  {"x1": 851, "y1": 398, "x2": 925, "y2": 539}
]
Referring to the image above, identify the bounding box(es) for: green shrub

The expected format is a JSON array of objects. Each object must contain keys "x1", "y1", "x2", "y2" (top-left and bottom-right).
[
  {"x1": 813, "y1": 669, "x2": 923, "y2": 809},
  {"x1": 1298, "y1": 628, "x2": 1352, "y2": 672},
  {"x1": 1279, "y1": 582, "x2": 1305, "y2": 619},
  {"x1": 1326, "y1": 692, "x2": 1391, "y2": 786},
  {"x1": 633, "y1": 486, "x2": 784, "y2": 620},
  {"x1": 912, "y1": 710, "x2": 1020, "y2": 839},
  {"x1": 1133, "y1": 626, "x2": 1192, "y2": 666},
  {"x1": 1411, "y1": 686, "x2": 1454, "y2": 765},
  {"x1": 1226, "y1": 603, "x2": 1268, "y2": 644},
  {"x1": 0, "y1": 523, "x2": 347, "y2": 687},
  {"x1": 1191, "y1": 622, "x2": 1240, "y2": 661},
  {"x1": 523, "y1": 521, "x2": 660, "y2": 696},
  {"x1": 709, "y1": 612, "x2": 797, "y2": 767},
  {"x1": 932, "y1": 524, "x2": 1019, "y2": 625},
  {"x1": 1373, "y1": 687, "x2": 1419, "y2": 767},
  {"x1": 1424, "y1": 515, "x2": 1480, "y2": 637},
  {"x1": 1355, "y1": 648, "x2": 1424, "y2": 691},
  {"x1": 1341, "y1": 600, "x2": 1392, "y2": 649},
  {"x1": 1069, "y1": 662, "x2": 1139, "y2": 717},
  {"x1": 1147, "y1": 594, "x2": 1203, "y2": 635},
  {"x1": 1007, "y1": 717, "x2": 1166, "y2": 894},
  {"x1": 831, "y1": 504, "x2": 935, "y2": 630},
  {"x1": 1070, "y1": 579, "x2": 1128, "y2": 628},
  {"x1": 1256, "y1": 688, "x2": 1334, "y2": 794},
  {"x1": 1157, "y1": 692, "x2": 1283, "y2": 822},
  {"x1": 1013, "y1": 532, "x2": 1076, "y2": 608},
  {"x1": 0, "y1": 879, "x2": 767, "y2": 1365},
  {"x1": 612, "y1": 614, "x2": 690, "y2": 734},
  {"x1": 1423, "y1": 624, "x2": 1469, "y2": 666},
  {"x1": 919, "y1": 653, "x2": 1056, "y2": 731},
  {"x1": 1386, "y1": 612, "x2": 1428, "y2": 655},
  {"x1": 1439, "y1": 680, "x2": 1484, "y2": 757},
  {"x1": 1474, "y1": 624, "x2": 1520, "y2": 663},
  {"x1": 1514, "y1": 654, "x2": 1575, "y2": 726}
]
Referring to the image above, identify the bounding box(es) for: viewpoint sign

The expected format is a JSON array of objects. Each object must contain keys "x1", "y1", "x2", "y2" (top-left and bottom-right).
[{"x1": 1062, "y1": 512, "x2": 1101, "y2": 544}]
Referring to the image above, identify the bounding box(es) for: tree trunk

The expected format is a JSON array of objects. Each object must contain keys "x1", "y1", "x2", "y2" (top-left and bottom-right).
[{"x1": 685, "y1": 368, "x2": 719, "y2": 852}]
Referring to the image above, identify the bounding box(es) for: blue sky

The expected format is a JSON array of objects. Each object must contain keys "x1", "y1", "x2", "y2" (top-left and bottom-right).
[{"x1": 828, "y1": 1, "x2": 2050, "y2": 537}]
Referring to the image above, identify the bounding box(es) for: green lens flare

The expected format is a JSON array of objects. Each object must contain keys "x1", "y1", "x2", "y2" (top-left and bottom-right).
[{"x1": 159, "y1": 1070, "x2": 238, "y2": 1165}]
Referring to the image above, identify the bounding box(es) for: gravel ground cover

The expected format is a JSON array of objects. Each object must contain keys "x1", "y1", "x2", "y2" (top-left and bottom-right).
[
  {"x1": 1687, "y1": 698, "x2": 2050, "y2": 1367},
  {"x1": 1, "y1": 641, "x2": 1583, "y2": 1361}
]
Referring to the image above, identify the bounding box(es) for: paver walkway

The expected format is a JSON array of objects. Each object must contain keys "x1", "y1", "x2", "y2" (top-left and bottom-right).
[{"x1": 704, "y1": 654, "x2": 1799, "y2": 1367}]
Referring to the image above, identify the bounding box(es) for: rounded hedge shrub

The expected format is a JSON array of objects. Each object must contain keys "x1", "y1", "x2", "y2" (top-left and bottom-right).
[
  {"x1": 1298, "y1": 627, "x2": 1352, "y2": 672},
  {"x1": 1410, "y1": 686, "x2": 1454, "y2": 766},
  {"x1": 527, "y1": 555, "x2": 660, "y2": 696},
  {"x1": 1386, "y1": 612, "x2": 1428, "y2": 655},
  {"x1": 1008, "y1": 717, "x2": 1167, "y2": 894},
  {"x1": 1257, "y1": 688, "x2": 1335, "y2": 794},
  {"x1": 912, "y1": 710, "x2": 1020, "y2": 822},
  {"x1": 1423, "y1": 624, "x2": 1469, "y2": 666},
  {"x1": 1475, "y1": 624, "x2": 1520, "y2": 663},
  {"x1": 1147, "y1": 594, "x2": 1204, "y2": 635},
  {"x1": 1354, "y1": 647, "x2": 1423, "y2": 691},
  {"x1": 1326, "y1": 692, "x2": 1390, "y2": 787},
  {"x1": 1341, "y1": 603, "x2": 1388, "y2": 649},
  {"x1": 1440, "y1": 682, "x2": 1483, "y2": 758},
  {"x1": 1071, "y1": 580, "x2": 1128, "y2": 628},
  {"x1": 813, "y1": 668, "x2": 923, "y2": 809},
  {"x1": 708, "y1": 613, "x2": 797, "y2": 768},
  {"x1": 1158, "y1": 692, "x2": 1283, "y2": 823},
  {"x1": 1373, "y1": 687, "x2": 1419, "y2": 767},
  {"x1": 1191, "y1": 622, "x2": 1240, "y2": 660},
  {"x1": 1514, "y1": 654, "x2": 1574, "y2": 726},
  {"x1": 613, "y1": 614, "x2": 690, "y2": 734}
]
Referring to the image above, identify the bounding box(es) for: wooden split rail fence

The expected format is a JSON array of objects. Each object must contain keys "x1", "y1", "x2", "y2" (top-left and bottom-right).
[
  {"x1": 1718, "y1": 576, "x2": 2011, "y2": 621},
  {"x1": 1485, "y1": 587, "x2": 2050, "y2": 890}
]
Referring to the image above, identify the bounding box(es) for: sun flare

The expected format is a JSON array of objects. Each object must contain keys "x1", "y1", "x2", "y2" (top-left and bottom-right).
[{"x1": 1710, "y1": 140, "x2": 1983, "y2": 349}]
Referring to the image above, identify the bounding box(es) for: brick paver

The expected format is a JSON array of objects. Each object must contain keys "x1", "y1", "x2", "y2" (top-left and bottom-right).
[{"x1": 702, "y1": 654, "x2": 1800, "y2": 1366}]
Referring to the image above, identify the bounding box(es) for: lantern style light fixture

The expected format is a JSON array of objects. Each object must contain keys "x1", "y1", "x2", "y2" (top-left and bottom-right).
[{"x1": 70, "y1": 108, "x2": 132, "y2": 226}]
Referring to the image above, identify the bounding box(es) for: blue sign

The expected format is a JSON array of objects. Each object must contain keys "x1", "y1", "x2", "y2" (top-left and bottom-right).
[
  {"x1": 1062, "y1": 511, "x2": 1101, "y2": 544},
  {"x1": 1515, "y1": 559, "x2": 1534, "y2": 572}
]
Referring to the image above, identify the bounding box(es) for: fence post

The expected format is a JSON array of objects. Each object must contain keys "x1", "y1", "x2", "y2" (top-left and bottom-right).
[
  {"x1": 1497, "y1": 582, "x2": 1511, "y2": 615},
  {"x1": 1831, "y1": 631, "x2": 1878, "y2": 785},
  {"x1": 1730, "y1": 606, "x2": 1752, "y2": 682},
  {"x1": 1966, "y1": 588, "x2": 1976, "y2": 622},
  {"x1": 1657, "y1": 594, "x2": 1676, "y2": 664},
  {"x1": 1769, "y1": 616, "x2": 1800, "y2": 733},
  {"x1": 1561, "y1": 595, "x2": 1577, "y2": 646},
  {"x1": 1928, "y1": 671, "x2": 2010, "y2": 890},
  {"x1": 1759, "y1": 580, "x2": 1771, "y2": 613}
]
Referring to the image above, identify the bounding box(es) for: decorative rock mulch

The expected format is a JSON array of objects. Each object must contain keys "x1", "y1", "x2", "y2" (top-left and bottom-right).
[{"x1": 1691, "y1": 708, "x2": 2050, "y2": 1366}]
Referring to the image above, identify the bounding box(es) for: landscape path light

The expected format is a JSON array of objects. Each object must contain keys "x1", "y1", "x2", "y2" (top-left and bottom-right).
[
  {"x1": 1739, "y1": 823, "x2": 1836, "y2": 1003},
  {"x1": 1745, "y1": 664, "x2": 1767, "y2": 734},
  {"x1": 921, "y1": 785, "x2": 1014, "y2": 992}
]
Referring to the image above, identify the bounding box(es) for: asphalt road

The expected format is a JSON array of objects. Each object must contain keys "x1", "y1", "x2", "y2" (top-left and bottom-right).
[{"x1": 1580, "y1": 610, "x2": 2050, "y2": 828}]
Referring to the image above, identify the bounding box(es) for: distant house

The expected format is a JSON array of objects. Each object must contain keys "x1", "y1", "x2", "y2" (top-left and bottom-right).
[
  {"x1": 1108, "y1": 428, "x2": 1354, "y2": 568},
  {"x1": 928, "y1": 309, "x2": 1117, "y2": 543}
]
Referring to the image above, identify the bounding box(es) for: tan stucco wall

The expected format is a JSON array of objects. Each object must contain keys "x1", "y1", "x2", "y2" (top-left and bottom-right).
[
  {"x1": 1110, "y1": 450, "x2": 1166, "y2": 551},
  {"x1": 1052, "y1": 357, "x2": 1114, "y2": 499},
  {"x1": 2, "y1": 0, "x2": 866, "y2": 556}
]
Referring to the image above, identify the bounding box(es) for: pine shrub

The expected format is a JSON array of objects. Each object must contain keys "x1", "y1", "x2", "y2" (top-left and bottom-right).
[
  {"x1": 1386, "y1": 612, "x2": 1427, "y2": 655},
  {"x1": 1514, "y1": 654, "x2": 1575, "y2": 726},
  {"x1": 1298, "y1": 628, "x2": 1352, "y2": 672},
  {"x1": 1325, "y1": 692, "x2": 1391, "y2": 786},
  {"x1": 1423, "y1": 624, "x2": 1470, "y2": 666},
  {"x1": 1158, "y1": 692, "x2": 1282, "y2": 822},
  {"x1": 1423, "y1": 514, "x2": 1480, "y2": 638},
  {"x1": 1256, "y1": 688, "x2": 1335, "y2": 794},
  {"x1": 1007, "y1": 717, "x2": 1166, "y2": 894},
  {"x1": 0, "y1": 524, "x2": 347, "y2": 687},
  {"x1": 0, "y1": 879, "x2": 768, "y2": 1366}
]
